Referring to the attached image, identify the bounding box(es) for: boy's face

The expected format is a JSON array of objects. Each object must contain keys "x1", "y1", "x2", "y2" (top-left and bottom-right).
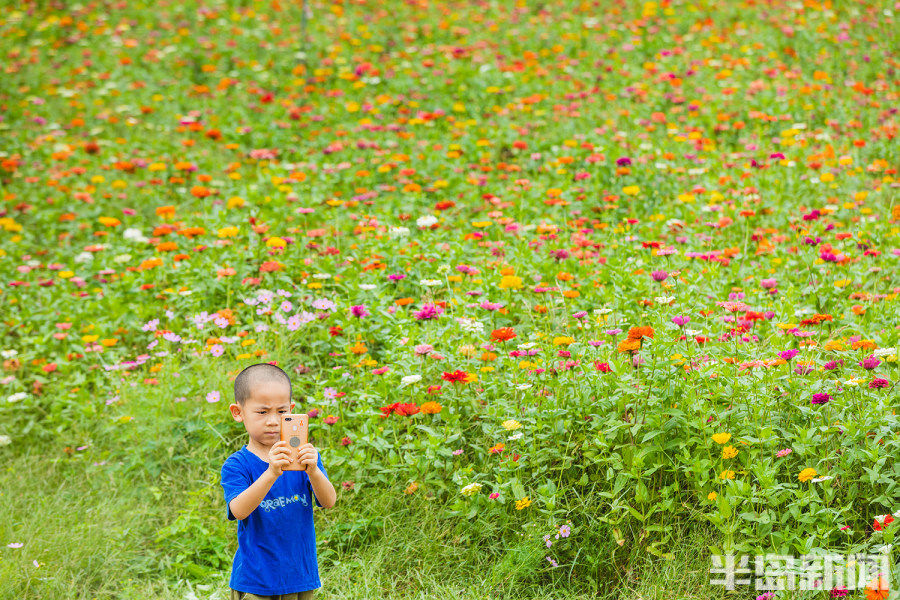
[{"x1": 229, "y1": 380, "x2": 295, "y2": 449}]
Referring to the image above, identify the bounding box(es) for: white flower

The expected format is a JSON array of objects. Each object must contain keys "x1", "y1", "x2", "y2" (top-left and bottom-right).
[
  {"x1": 515, "y1": 383, "x2": 532, "y2": 390},
  {"x1": 312, "y1": 273, "x2": 331, "y2": 279},
  {"x1": 74, "y1": 252, "x2": 93, "y2": 263},
  {"x1": 7, "y1": 392, "x2": 27, "y2": 403},
  {"x1": 508, "y1": 432, "x2": 523, "y2": 441},
  {"x1": 873, "y1": 348, "x2": 896, "y2": 357},
  {"x1": 436, "y1": 264, "x2": 451, "y2": 274},
  {"x1": 359, "y1": 284, "x2": 376, "y2": 291},
  {"x1": 593, "y1": 308, "x2": 613, "y2": 315},
  {"x1": 416, "y1": 215, "x2": 438, "y2": 228},
  {"x1": 517, "y1": 342, "x2": 537, "y2": 350},
  {"x1": 460, "y1": 482, "x2": 482, "y2": 496},
  {"x1": 810, "y1": 476, "x2": 833, "y2": 483},
  {"x1": 685, "y1": 329, "x2": 702, "y2": 336},
  {"x1": 123, "y1": 228, "x2": 147, "y2": 242},
  {"x1": 456, "y1": 317, "x2": 484, "y2": 334},
  {"x1": 388, "y1": 226, "x2": 410, "y2": 238},
  {"x1": 654, "y1": 296, "x2": 675, "y2": 304},
  {"x1": 399, "y1": 375, "x2": 422, "y2": 387},
  {"x1": 1, "y1": 350, "x2": 17, "y2": 359},
  {"x1": 0, "y1": 435, "x2": 10, "y2": 446},
  {"x1": 419, "y1": 279, "x2": 442, "y2": 287},
  {"x1": 113, "y1": 253, "x2": 132, "y2": 264}
]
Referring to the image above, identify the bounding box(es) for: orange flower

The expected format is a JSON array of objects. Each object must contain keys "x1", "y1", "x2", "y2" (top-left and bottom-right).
[
  {"x1": 627, "y1": 326, "x2": 655, "y2": 340},
  {"x1": 489, "y1": 442, "x2": 505, "y2": 454},
  {"x1": 394, "y1": 297, "x2": 414, "y2": 306},
  {"x1": 155, "y1": 205, "x2": 176, "y2": 218},
  {"x1": 865, "y1": 576, "x2": 889, "y2": 600},
  {"x1": 533, "y1": 304, "x2": 547, "y2": 313},
  {"x1": 177, "y1": 226, "x2": 206, "y2": 238},
  {"x1": 259, "y1": 261, "x2": 284, "y2": 273},
  {"x1": 420, "y1": 401, "x2": 442, "y2": 414},
  {"x1": 490, "y1": 327, "x2": 517, "y2": 342},
  {"x1": 155, "y1": 242, "x2": 178, "y2": 252},
  {"x1": 617, "y1": 338, "x2": 642, "y2": 353},
  {"x1": 851, "y1": 339, "x2": 877, "y2": 351}
]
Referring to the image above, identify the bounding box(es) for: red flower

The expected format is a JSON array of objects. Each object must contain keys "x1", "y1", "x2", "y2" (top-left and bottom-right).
[
  {"x1": 42, "y1": 363, "x2": 58, "y2": 373},
  {"x1": 441, "y1": 370, "x2": 469, "y2": 383},
  {"x1": 594, "y1": 361, "x2": 612, "y2": 373},
  {"x1": 396, "y1": 403, "x2": 420, "y2": 416},
  {"x1": 329, "y1": 326, "x2": 343, "y2": 337}
]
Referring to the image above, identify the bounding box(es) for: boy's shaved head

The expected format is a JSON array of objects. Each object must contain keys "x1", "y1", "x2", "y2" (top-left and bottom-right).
[{"x1": 234, "y1": 363, "x2": 292, "y2": 406}]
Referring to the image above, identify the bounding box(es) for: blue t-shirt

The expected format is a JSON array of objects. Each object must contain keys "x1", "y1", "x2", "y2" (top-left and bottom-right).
[{"x1": 220, "y1": 445, "x2": 329, "y2": 595}]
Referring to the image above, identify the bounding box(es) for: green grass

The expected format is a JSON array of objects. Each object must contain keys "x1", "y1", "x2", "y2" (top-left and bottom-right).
[{"x1": 1, "y1": 439, "x2": 738, "y2": 600}]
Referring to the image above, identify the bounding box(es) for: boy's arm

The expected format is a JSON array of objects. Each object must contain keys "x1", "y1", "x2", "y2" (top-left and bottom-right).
[
  {"x1": 308, "y1": 468, "x2": 336, "y2": 509},
  {"x1": 229, "y1": 469, "x2": 280, "y2": 521}
]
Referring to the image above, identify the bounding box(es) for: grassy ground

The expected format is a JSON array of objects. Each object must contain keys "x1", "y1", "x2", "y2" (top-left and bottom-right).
[{"x1": 0, "y1": 441, "x2": 742, "y2": 600}]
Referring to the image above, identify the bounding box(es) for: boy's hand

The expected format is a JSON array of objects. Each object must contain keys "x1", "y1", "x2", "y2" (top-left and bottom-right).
[
  {"x1": 266, "y1": 440, "x2": 293, "y2": 478},
  {"x1": 296, "y1": 443, "x2": 319, "y2": 474}
]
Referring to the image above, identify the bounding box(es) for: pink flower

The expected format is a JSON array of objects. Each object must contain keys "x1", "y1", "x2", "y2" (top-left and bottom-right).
[
  {"x1": 859, "y1": 356, "x2": 881, "y2": 370},
  {"x1": 776, "y1": 448, "x2": 792, "y2": 457},
  {"x1": 414, "y1": 344, "x2": 434, "y2": 355},
  {"x1": 489, "y1": 492, "x2": 499, "y2": 499},
  {"x1": 869, "y1": 377, "x2": 889, "y2": 389},
  {"x1": 324, "y1": 415, "x2": 339, "y2": 425}
]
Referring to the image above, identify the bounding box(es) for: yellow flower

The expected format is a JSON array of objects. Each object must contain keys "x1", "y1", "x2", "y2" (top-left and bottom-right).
[
  {"x1": 722, "y1": 445, "x2": 738, "y2": 460},
  {"x1": 217, "y1": 226, "x2": 239, "y2": 238},
  {"x1": 719, "y1": 470, "x2": 735, "y2": 480},
  {"x1": 712, "y1": 433, "x2": 731, "y2": 445},
  {"x1": 81, "y1": 335, "x2": 99, "y2": 343},
  {"x1": 798, "y1": 468, "x2": 817, "y2": 483},
  {"x1": 227, "y1": 196, "x2": 245, "y2": 209},
  {"x1": 464, "y1": 372, "x2": 478, "y2": 383},
  {"x1": 265, "y1": 236, "x2": 287, "y2": 249},
  {"x1": 98, "y1": 216, "x2": 121, "y2": 227},
  {"x1": 499, "y1": 275, "x2": 523, "y2": 290},
  {"x1": 553, "y1": 336, "x2": 575, "y2": 346},
  {"x1": 515, "y1": 496, "x2": 532, "y2": 510},
  {"x1": 622, "y1": 185, "x2": 641, "y2": 196},
  {"x1": 707, "y1": 491, "x2": 718, "y2": 501},
  {"x1": 404, "y1": 481, "x2": 419, "y2": 494},
  {"x1": 502, "y1": 420, "x2": 521, "y2": 431}
]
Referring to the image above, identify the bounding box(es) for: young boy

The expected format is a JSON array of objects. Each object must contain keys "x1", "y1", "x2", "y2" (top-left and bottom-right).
[{"x1": 221, "y1": 363, "x2": 336, "y2": 600}]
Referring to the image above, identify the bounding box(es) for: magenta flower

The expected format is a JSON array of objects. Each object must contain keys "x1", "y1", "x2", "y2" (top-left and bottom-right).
[
  {"x1": 413, "y1": 303, "x2": 443, "y2": 320},
  {"x1": 671, "y1": 316, "x2": 690, "y2": 326},
  {"x1": 811, "y1": 393, "x2": 830, "y2": 404},
  {"x1": 350, "y1": 304, "x2": 369, "y2": 318},
  {"x1": 387, "y1": 273, "x2": 406, "y2": 281},
  {"x1": 869, "y1": 377, "x2": 889, "y2": 389},
  {"x1": 650, "y1": 270, "x2": 669, "y2": 282},
  {"x1": 859, "y1": 356, "x2": 881, "y2": 370},
  {"x1": 824, "y1": 359, "x2": 844, "y2": 371},
  {"x1": 778, "y1": 349, "x2": 799, "y2": 361}
]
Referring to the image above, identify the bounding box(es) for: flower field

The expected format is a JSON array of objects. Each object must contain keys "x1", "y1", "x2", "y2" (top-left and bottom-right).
[{"x1": 1, "y1": 0, "x2": 899, "y2": 597}]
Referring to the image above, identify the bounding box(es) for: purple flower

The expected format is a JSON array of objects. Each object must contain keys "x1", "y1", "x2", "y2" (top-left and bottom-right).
[
  {"x1": 778, "y1": 349, "x2": 799, "y2": 361},
  {"x1": 350, "y1": 304, "x2": 369, "y2": 318},
  {"x1": 671, "y1": 316, "x2": 690, "y2": 326},
  {"x1": 606, "y1": 328, "x2": 622, "y2": 336},
  {"x1": 616, "y1": 157, "x2": 632, "y2": 166},
  {"x1": 824, "y1": 359, "x2": 844, "y2": 371},
  {"x1": 287, "y1": 315, "x2": 302, "y2": 331},
  {"x1": 559, "y1": 524, "x2": 571, "y2": 538},
  {"x1": 572, "y1": 311, "x2": 588, "y2": 319},
  {"x1": 650, "y1": 270, "x2": 669, "y2": 282},
  {"x1": 859, "y1": 356, "x2": 881, "y2": 370},
  {"x1": 794, "y1": 364, "x2": 814, "y2": 375},
  {"x1": 811, "y1": 393, "x2": 831, "y2": 404}
]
